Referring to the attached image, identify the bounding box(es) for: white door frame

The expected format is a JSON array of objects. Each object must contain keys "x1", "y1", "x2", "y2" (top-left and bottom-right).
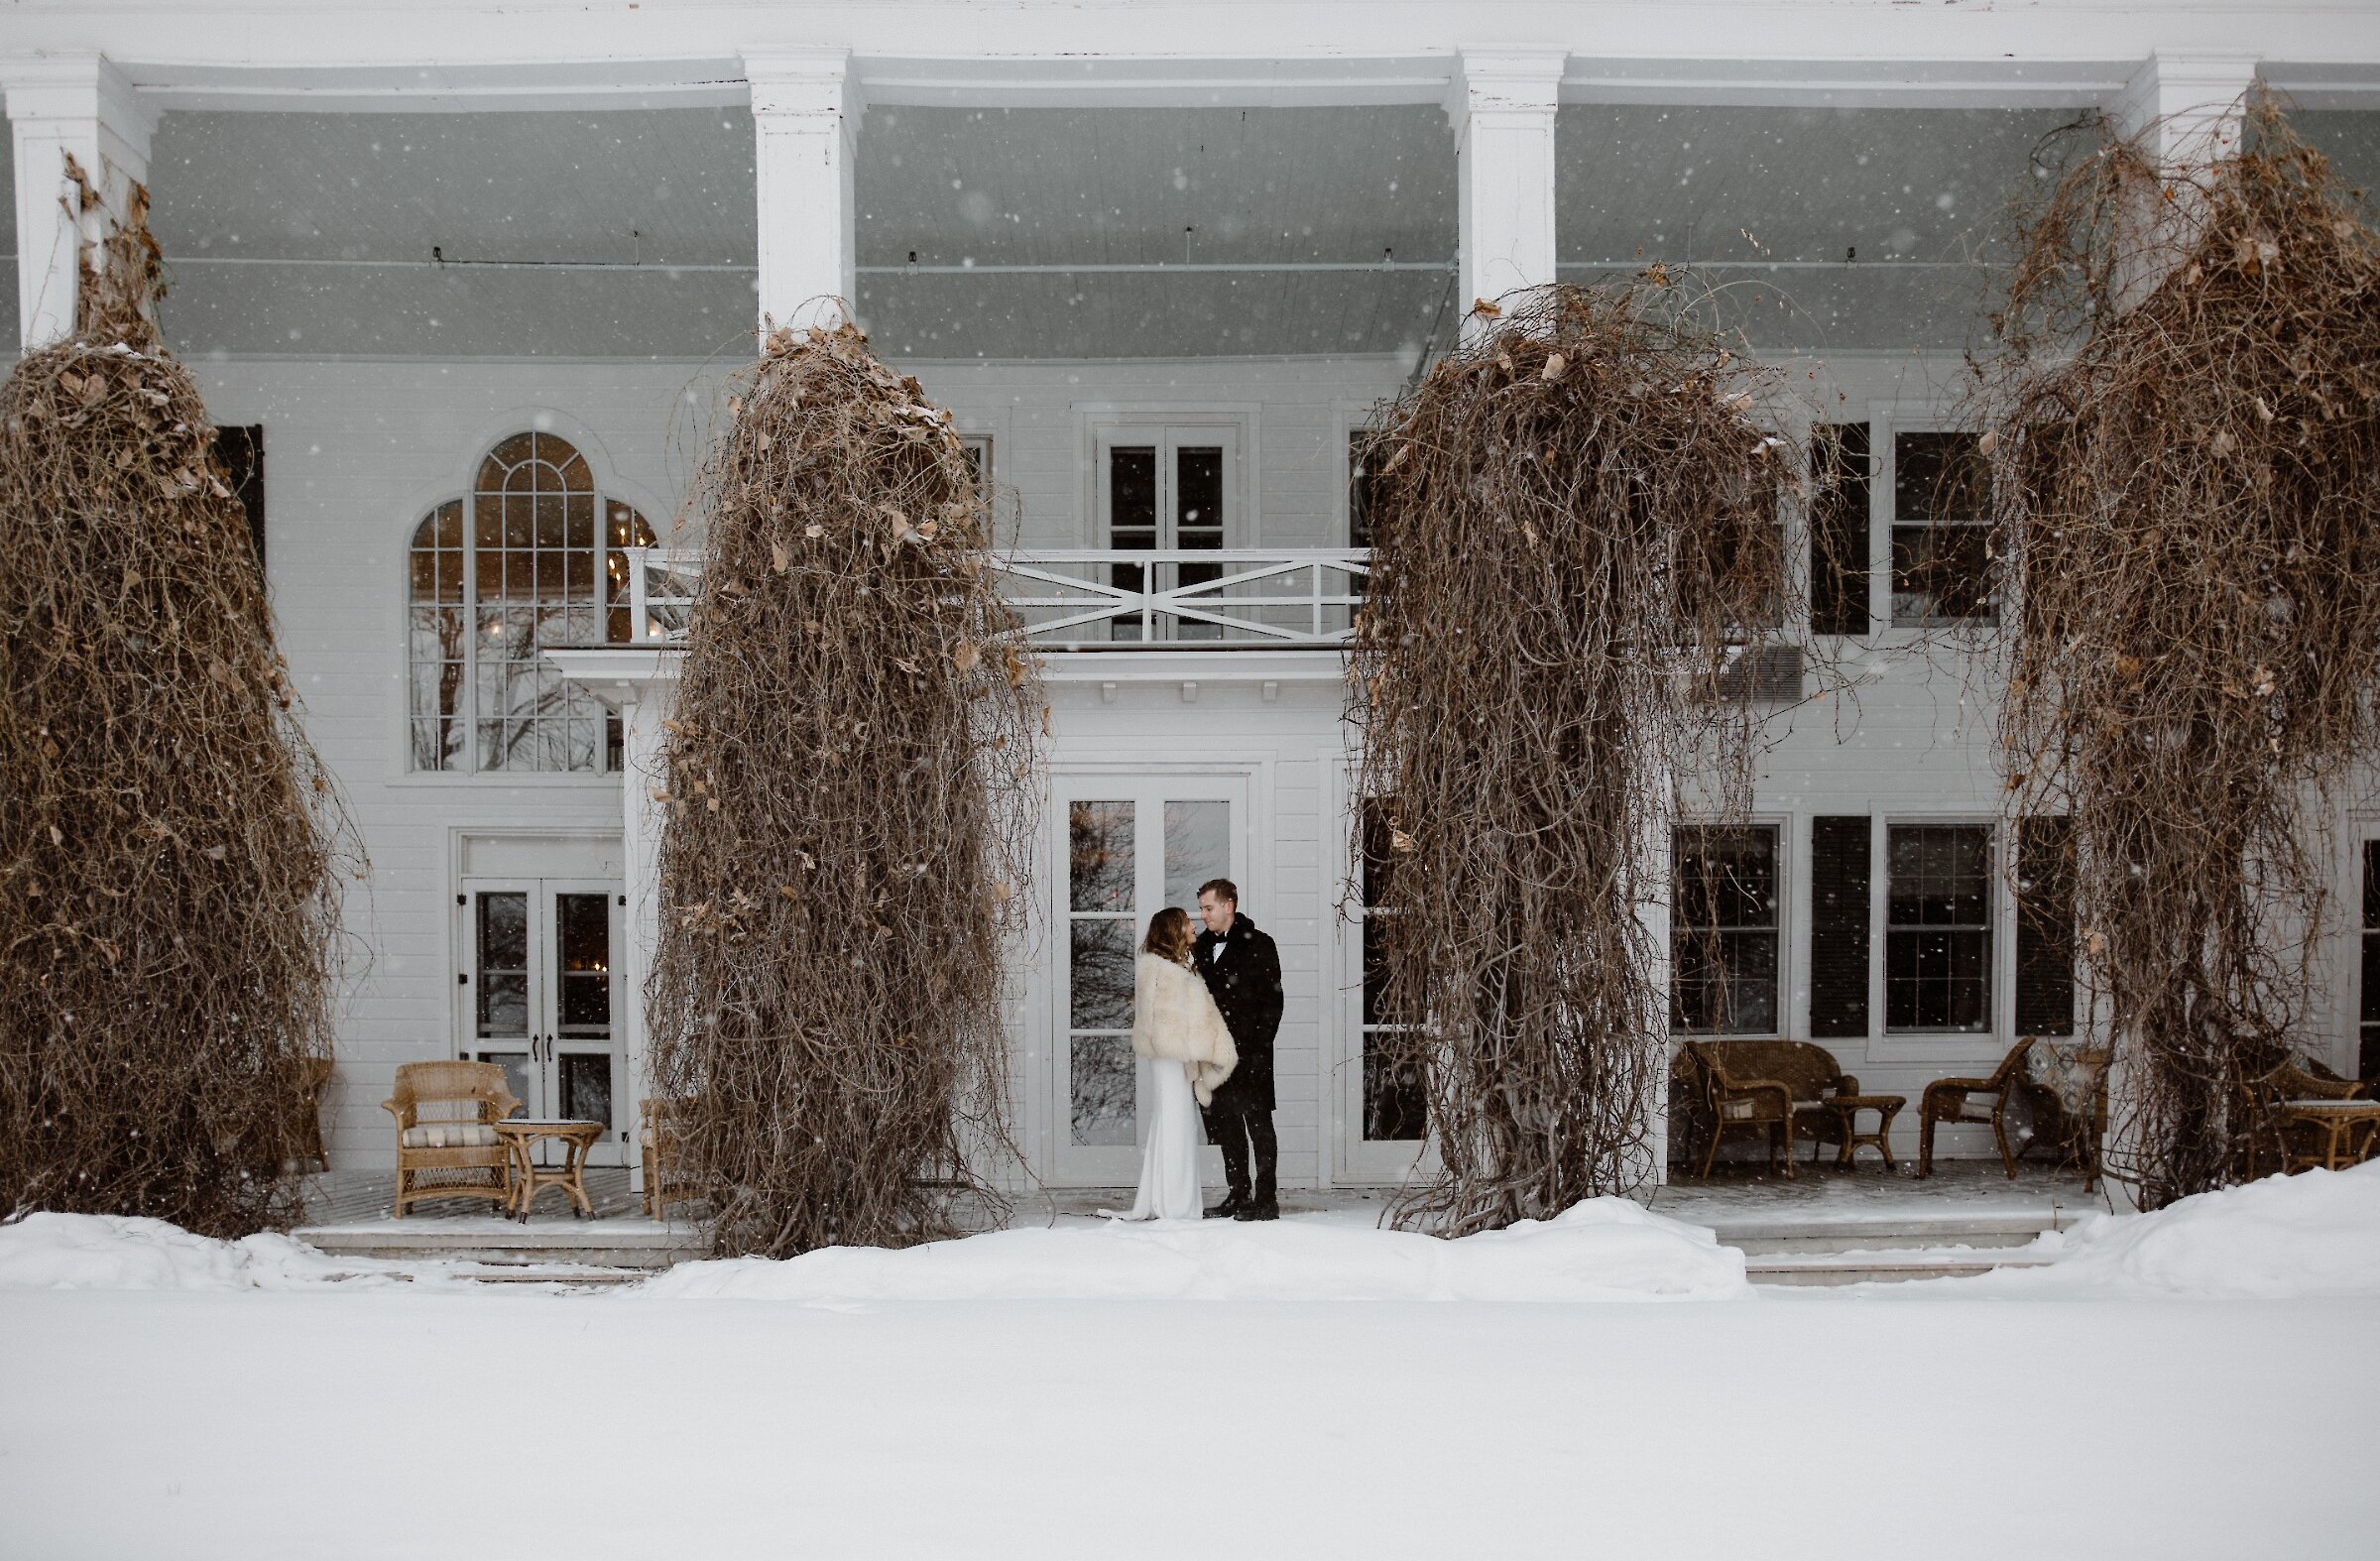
[
  {"x1": 1043, "y1": 766, "x2": 1252, "y2": 1187},
  {"x1": 1330, "y1": 761, "x2": 1432, "y2": 1186}
]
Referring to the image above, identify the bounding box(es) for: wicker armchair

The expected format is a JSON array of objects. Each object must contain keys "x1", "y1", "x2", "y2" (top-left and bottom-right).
[
  {"x1": 2260, "y1": 1058, "x2": 2376, "y2": 1175},
  {"x1": 1686, "y1": 1040, "x2": 1860, "y2": 1178},
  {"x1": 384, "y1": 1060, "x2": 520, "y2": 1218},
  {"x1": 1918, "y1": 1037, "x2": 2035, "y2": 1179},
  {"x1": 640, "y1": 1096, "x2": 700, "y2": 1220}
]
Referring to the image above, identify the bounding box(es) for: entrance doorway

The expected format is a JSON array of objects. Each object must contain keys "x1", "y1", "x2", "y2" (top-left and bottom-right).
[
  {"x1": 1053, "y1": 774, "x2": 1249, "y2": 1184},
  {"x1": 457, "y1": 878, "x2": 628, "y2": 1164}
]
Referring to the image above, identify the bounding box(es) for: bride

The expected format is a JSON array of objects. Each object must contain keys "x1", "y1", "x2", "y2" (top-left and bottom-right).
[{"x1": 1116, "y1": 906, "x2": 1238, "y2": 1221}]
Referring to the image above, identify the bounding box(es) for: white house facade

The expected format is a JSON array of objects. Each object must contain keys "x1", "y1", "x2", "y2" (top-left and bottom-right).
[{"x1": 9, "y1": 1, "x2": 2380, "y2": 1191}]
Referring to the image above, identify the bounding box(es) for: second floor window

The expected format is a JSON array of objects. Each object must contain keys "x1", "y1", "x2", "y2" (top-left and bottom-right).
[
  {"x1": 408, "y1": 431, "x2": 654, "y2": 774},
  {"x1": 1891, "y1": 430, "x2": 1996, "y2": 627}
]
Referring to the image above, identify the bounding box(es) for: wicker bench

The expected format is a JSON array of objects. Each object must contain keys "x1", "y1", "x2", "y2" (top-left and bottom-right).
[{"x1": 1684, "y1": 1040, "x2": 1867, "y2": 1178}]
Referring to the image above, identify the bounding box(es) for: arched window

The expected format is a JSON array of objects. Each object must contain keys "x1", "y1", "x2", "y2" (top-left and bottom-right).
[{"x1": 409, "y1": 432, "x2": 655, "y2": 772}]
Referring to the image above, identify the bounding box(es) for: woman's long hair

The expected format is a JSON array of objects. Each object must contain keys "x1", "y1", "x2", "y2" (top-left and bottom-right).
[{"x1": 1142, "y1": 905, "x2": 1195, "y2": 965}]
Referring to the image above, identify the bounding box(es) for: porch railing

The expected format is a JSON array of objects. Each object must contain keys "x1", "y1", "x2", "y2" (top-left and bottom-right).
[{"x1": 618, "y1": 545, "x2": 1368, "y2": 650}]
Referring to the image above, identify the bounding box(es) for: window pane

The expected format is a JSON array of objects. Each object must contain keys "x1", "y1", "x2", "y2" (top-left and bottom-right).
[
  {"x1": 1364, "y1": 1030, "x2": 1427, "y2": 1141},
  {"x1": 1176, "y1": 447, "x2": 1223, "y2": 540},
  {"x1": 1670, "y1": 827, "x2": 1780, "y2": 1034},
  {"x1": 555, "y1": 894, "x2": 611, "y2": 1031},
  {"x1": 1068, "y1": 801, "x2": 1134, "y2": 911},
  {"x1": 1109, "y1": 447, "x2": 1157, "y2": 541},
  {"x1": 1163, "y1": 800, "x2": 1230, "y2": 913},
  {"x1": 1886, "y1": 824, "x2": 1992, "y2": 1031},
  {"x1": 1069, "y1": 919, "x2": 1135, "y2": 1030},
  {"x1": 1069, "y1": 1036, "x2": 1136, "y2": 1147},
  {"x1": 559, "y1": 1052, "x2": 614, "y2": 1130},
  {"x1": 475, "y1": 893, "x2": 530, "y2": 1039}
]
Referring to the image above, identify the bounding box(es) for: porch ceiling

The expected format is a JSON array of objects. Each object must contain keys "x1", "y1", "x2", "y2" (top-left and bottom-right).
[{"x1": 97, "y1": 102, "x2": 2380, "y2": 361}]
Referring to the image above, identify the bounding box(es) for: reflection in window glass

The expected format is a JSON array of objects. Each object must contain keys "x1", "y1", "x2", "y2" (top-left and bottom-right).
[
  {"x1": 1886, "y1": 824, "x2": 1993, "y2": 1031},
  {"x1": 1671, "y1": 826, "x2": 1780, "y2": 1034},
  {"x1": 408, "y1": 432, "x2": 654, "y2": 772},
  {"x1": 1068, "y1": 800, "x2": 1137, "y2": 1147}
]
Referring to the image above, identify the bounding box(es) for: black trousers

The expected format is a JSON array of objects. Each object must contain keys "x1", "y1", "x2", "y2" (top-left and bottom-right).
[{"x1": 1205, "y1": 1101, "x2": 1277, "y2": 1203}]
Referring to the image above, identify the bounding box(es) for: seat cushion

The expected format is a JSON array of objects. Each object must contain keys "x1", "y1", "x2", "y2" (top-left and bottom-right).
[{"x1": 402, "y1": 1122, "x2": 500, "y2": 1149}]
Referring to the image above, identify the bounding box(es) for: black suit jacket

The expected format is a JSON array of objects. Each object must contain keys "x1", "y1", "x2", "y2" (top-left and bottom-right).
[{"x1": 1193, "y1": 913, "x2": 1283, "y2": 1114}]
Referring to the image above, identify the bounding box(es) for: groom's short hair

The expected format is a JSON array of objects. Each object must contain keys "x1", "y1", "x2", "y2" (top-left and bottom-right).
[{"x1": 1197, "y1": 878, "x2": 1240, "y2": 907}]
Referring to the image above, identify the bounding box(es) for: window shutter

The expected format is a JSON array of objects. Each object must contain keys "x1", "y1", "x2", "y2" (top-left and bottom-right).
[
  {"x1": 2015, "y1": 815, "x2": 2077, "y2": 1036},
  {"x1": 1809, "y1": 422, "x2": 1869, "y2": 637},
  {"x1": 1809, "y1": 815, "x2": 1871, "y2": 1037}
]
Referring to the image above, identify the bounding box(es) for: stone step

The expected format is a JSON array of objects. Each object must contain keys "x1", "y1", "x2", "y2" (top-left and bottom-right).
[
  {"x1": 1699, "y1": 1206, "x2": 2083, "y2": 1258},
  {"x1": 1745, "y1": 1248, "x2": 2060, "y2": 1286},
  {"x1": 295, "y1": 1217, "x2": 705, "y2": 1271}
]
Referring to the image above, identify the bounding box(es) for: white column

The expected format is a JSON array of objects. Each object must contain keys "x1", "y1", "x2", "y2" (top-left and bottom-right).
[
  {"x1": 2, "y1": 54, "x2": 156, "y2": 349},
  {"x1": 620, "y1": 679, "x2": 672, "y2": 1199},
  {"x1": 2106, "y1": 54, "x2": 2261, "y2": 312},
  {"x1": 747, "y1": 48, "x2": 858, "y2": 336},
  {"x1": 1448, "y1": 49, "x2": 1565, "y2": 325},
  {"x1": 2110, "y1": 53, "x2": 2260, "y2": 168}
]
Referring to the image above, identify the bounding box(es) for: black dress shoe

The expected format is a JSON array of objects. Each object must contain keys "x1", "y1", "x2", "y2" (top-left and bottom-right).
[
  {"x1": 1233, "y1": 1199, "x2": 1280, "y2": 1222},
  {"x1": 1205, "y1": 1192, "x2": 1246, "y2": 1220}
]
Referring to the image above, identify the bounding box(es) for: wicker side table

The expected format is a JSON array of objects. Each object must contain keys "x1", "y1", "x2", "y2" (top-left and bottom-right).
[
  {"x1": 1819, "y1": 1094, "x2": 1907, "y2": 1169},
  {"x1": 2276, "y1": 1099, "x2": 2380, "y2": 1173},
  {"x1": 492, "y1": 1119, "x2": 605, "y2": 1221}
]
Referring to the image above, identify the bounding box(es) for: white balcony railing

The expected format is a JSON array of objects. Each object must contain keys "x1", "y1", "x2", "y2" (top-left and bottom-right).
[{"x1": 619, "y1": 545, "x2": 1368, "y2": 650}]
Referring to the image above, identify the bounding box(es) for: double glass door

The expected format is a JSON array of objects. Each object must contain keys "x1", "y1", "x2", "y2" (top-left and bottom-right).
[
  {"x1": 459, "y1": 878, "x2": 626, "y2": 1164},
  {"x1": 1056, "y1": 777, "x2": 1247, "y2": 1184},
  {"x1": 1099, "y1": 426, "x2": 1236, "y2": 642}
]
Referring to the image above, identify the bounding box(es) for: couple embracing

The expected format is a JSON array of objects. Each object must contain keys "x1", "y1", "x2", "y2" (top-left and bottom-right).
[{"x1": 1115, "y1": 878, "x2": 1282, "y2": 1223}]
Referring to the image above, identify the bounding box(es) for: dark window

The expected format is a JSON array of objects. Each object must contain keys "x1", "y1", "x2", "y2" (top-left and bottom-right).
[
  {"x1": 1887, "y1": 824, "x2": 1993, "y2": 1032},
  {"x1": 1359, "y1": 798, "x2": 1425, "y2": 1141},
  {"x1": 2014, "y1": 816, "x2": 2077, "y2": 1037},
  {"x1": 1891, "y1": 431, "x2": 1997, "y2": 625},
  {"x1": 1349, "y1": 430, "x2": 1382, "y2": 551},
  {"x1": 1810, "y1": 421, "x2": 1869, "y2": 636},
  {"x1": 212, "y1": 424, "x2": 265, "y2": 572},
  {"x1": 2362, "y1": 842, "x2": 2380, "y2": 1080},
  {"x1": 1670, "y1": 826, "x2": 1780, "y2": 1034},
  {"x1": 1809, "y1": 816, "x2": 1872, "y2": 1038}
]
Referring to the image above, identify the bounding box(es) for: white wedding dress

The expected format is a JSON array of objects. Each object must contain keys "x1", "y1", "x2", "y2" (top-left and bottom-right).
[{"x1": 1124, "y1": 1055, "x2": 1204, "y2": 1220}]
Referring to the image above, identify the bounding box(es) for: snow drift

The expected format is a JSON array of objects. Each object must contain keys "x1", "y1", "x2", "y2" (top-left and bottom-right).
[
  {"x1": 0, "y1": 1212, "x2": 348, "y2": 1291},
  {"x1": 636, "y1": 1196, "x2": 1753, "y2": 1302},
  {"x1": 1971, "y1": 1159, "x2": 2380, "y2": 1299}
]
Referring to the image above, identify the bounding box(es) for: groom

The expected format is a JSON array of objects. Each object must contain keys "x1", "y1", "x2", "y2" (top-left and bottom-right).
[{"x1": 1193, "y1": 878, "x2": 1283, "y2": 1221}]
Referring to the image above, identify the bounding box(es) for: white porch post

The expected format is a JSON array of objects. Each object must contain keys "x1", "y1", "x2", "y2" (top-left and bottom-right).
[
  {"x1": 2, "y1": 54, "x2": 155, "y2": 349},
  {"x1": 2091, "y1": 55, "x2": 2260, "y2": 1208},
  {"x1": 1448, "y1": 49, "x2": 1565, "y2": 326},
  {"x1": 747, "y1": 48, "x2": 858, "y2": 336},
  {"x1": 2105, "y1": 53, "x2": 2261, "y2": 311},
  {"x1": 619, "y1": 681, "x2": 670, "y2": 1198}
]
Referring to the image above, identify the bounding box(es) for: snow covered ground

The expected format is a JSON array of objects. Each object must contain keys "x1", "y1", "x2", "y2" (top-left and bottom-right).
[{"x1": 5, "y1": 1168, "x2": 2379, "y2": 1559}]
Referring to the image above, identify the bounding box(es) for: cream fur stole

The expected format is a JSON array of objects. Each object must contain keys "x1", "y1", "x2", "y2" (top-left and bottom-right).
[{"x1": 1130, "y1": 953, "x2": 1239, "y2": 1106}]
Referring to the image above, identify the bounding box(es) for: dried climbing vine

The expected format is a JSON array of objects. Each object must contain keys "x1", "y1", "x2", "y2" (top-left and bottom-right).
[
  {"x1": 648, "y1": 321, "x2": 1042, "y2": 1259},
  {"x1": 1980, "y1": 102, "x2": 2380, "y2": 1205},
  {"x1": 1353, "y1": 281, "x2": 1801, "y2": 1235},
  {"x1": 0, "y1": 168, "x2": 359, "y2": 1236}
]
